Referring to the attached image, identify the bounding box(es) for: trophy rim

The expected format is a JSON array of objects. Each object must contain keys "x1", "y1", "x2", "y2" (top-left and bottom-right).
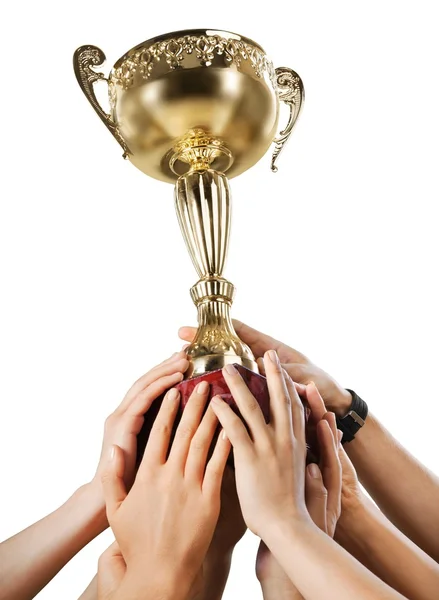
[{"x1": 113, "y1": 28, "x2": 267, "y2": 68}]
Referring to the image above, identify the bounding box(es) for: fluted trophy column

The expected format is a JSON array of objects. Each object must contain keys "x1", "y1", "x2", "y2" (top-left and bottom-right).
[{"x1": 175, "y1": 169, "x2": 257, "y2": 378}]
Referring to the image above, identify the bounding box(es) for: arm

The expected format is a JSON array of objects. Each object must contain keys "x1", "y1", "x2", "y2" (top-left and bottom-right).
[
  {"x1": 0, "y1": 485, "x2": 105, "y2": 600},
  {"x1": 337, "y1": 493, "x2": 439, "y2": 600},
  {"x1": 345, "y1": 413, "x2": 439, "y2": 562},
  {"x1": 0, "y1": 352, "x2": 188, "y2": 600},
  {"x1": 266, "y1": 519, "x2": 406, "y2": 600},
  {"x1": 180, "y1": 320, "x2": 439, "y2": 562}
]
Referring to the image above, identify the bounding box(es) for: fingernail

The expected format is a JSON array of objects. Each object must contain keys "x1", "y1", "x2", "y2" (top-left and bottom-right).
[
  {"x1": 308, "y1": 463, "x2": 320, "y2": 478},
  {"x1": 267, "y1": 350, "x2": 279, "y2": 365},
  {"x1": 211, "y1": 395, "x2": 223, "y2": 405},
  {"x1": 337, "y1": 429, "x2": 343, "y2": 445},
  {"x1": 176, "y1": 372, "x2": 184, "y2": 382},
  {"x1": 110, "y1": 446, "x2": 115, "y2": 461},
  {"x1": 196, "y1": 381, "x2": 209, "y2": 394},
  {"x1": 167, "y1": 388, "x2": 180, "y2": 401},
  {"x1": 221, "y1": 429, "x2": 228, "y2": 440},
  {"x1": 182, "y1": 343, "x2": 190, "y2": 350},
  {"x1": 224, "y1": 364, "x2": 237, "y2": 376}
]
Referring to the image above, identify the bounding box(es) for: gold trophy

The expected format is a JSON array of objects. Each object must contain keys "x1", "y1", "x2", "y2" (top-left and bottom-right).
[{"x1": 73, "y1": 29, "x2": 303, "y2": 429}]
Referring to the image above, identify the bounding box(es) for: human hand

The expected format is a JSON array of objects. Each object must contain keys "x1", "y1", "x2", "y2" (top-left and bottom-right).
[
  {"x1": 179, "y1": 321, "x2": 352, "y2": 417},
  {"x1": 97, "y1": 542, "x2": 125, "y2": 600},
  {"x1": 101, "y1": 381, "x2": 231, "y2": 600},
  {"x1": 210, "y1": 352, "x2": 309, "y2": 540},
  {"x1": 256, "y1": 386, "x2": 342, "y2": 587},
  {"x1": 89, "y1": 351, "x2": 189, "y2": 513},
  {"x1": 303, "y1": 382, "x2": 362, "y2": 515}
]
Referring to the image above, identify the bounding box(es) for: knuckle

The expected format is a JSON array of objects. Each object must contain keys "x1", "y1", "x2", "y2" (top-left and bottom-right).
[{"x1": 176, "y1": 423, "x2": 195, "y2": 440}]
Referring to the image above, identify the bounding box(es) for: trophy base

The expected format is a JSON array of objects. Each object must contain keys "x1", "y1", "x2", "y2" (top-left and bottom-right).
[{"x1": 136, "y1": 364, "x2": 269, "y2": 465}]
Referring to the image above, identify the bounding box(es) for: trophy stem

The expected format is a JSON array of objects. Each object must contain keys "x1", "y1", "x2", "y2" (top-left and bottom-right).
[{"x1": 174, "y1": 167, "x2": 257, "y2": 378}]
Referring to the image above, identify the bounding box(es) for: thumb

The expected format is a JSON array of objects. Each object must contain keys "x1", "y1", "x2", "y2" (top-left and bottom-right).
[
  {"x1": 101, "y1": 445, "x2": 127, "y2": 520},
  {"x1": 98, "y1": 541, "x2": 126, "y2": 599}
]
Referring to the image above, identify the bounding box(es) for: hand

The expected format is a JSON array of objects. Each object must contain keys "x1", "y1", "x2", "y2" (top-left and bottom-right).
[
  {"x1": 90, "y1": 351, "x2": 189, "y2": 510},
  {"x1": 101, "y1": 381, "x2": 231, "y2": 600},
  {"x1": 210, "y1": 351, "x2": 309, "y2": 540},
  {"x1": 256, "y1": 386, "x2": 342, "y2": 589},
  {"x1": 97, "y1": 542, "x2": 125, "y2": 600},
  {"x1": 179, "y1": 320, "x2": 352, "y2": 417},
  {"x1": 303, "y1": 382, "x2": 362, "y2": 515}
]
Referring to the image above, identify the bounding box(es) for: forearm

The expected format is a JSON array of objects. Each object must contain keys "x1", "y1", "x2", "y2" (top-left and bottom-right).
[
  {"x1": 192, "y1": 551, "x2": 232, "y2": 600},
  {"x1": 336, "y1": 494, "x2": 439, "y2": 600},
  {"x1": 259, "y1": 577, "x2": 304, "y2": 600},
  {"x1": 263, "y1": 518, "x2": 406, "y2": 600},
  {"x1": 347, "y1": 413, "x2": 439, "y2": 561},
  {"x1": 0, "y1": 483, "x2": 106, "y2": 600}
]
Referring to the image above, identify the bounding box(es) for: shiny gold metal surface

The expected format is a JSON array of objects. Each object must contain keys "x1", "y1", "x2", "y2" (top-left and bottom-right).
[
  {"x1": 73, "y1": 29, "x2": 304, "y2": 378},
  {"x1": 73, "y1": 29, "x2": 304, "y2": 182},
  {"x1": 175, "y1": 169, "x2": 257, "y2": 377}
]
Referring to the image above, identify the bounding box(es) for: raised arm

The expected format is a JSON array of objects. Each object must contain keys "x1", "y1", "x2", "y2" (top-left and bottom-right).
[
  {"x1": 0, "y1": 351, "x2": 188, "y2": 600},
  {"x1": 179, "y1": 320, "x2": 439, "y2": 562},
  {"x1": 305, "y1": 382, "x2": 439, "y2": 600}
]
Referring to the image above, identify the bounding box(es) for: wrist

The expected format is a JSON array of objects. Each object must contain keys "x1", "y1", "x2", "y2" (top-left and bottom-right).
[
  {"x1": 75, "y1": 482, "x2": 108, "y2": 535},
  {"x1": 335, "y1": 493, "x2": 371, "y2": 543},
  {"x1": 331, "y1": 388, "x2": 353, "y2": 417},
  {"x1": 261, "y1": 512, "x2": 315, "y2": 553},
  {"x1": 123, "y1": 570, "x2": 186, "y2": 600}
]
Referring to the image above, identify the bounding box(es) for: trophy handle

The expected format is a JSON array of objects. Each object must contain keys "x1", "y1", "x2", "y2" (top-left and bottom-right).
[
  {"x1": 271, "y1": 67, "x2": 304, "y2": 172},
  {"x1": 73, "y1": 45, "x2": 130, "y2": 158}
]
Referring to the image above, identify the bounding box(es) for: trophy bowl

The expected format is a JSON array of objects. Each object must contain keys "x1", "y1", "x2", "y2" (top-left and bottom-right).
[{"x1": 74, "y1": 28, "x2": 303, "y2": 182}]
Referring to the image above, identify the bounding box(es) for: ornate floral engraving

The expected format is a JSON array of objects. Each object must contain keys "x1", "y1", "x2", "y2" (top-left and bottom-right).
[
  {"x1": 271, "y1": 67, "x2": 304, "y2": 172},
  {"x1": 73, "y1": 45, "x2": 130, "y2": 157},
  {"x1": 111, "y1": 35, "x2": 275, "y2": 90}
]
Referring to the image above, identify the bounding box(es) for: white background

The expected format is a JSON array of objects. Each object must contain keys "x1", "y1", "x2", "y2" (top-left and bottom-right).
[{"x1": 1, "y1": 1, "x2": 438, "y2": 598}]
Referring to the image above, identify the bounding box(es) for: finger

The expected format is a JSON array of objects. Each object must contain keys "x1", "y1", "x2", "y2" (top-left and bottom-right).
[
  {"x1": 142, "y1": 388, "x2": 181, "y2": 466},
  {"x1": 305, "y1": 463, "x2": 328, "y2": 532},
  {"x1": 101, "y1": 445, "x2": 127, "y2": 519},
  {"x1": 283, "y1": 368, "x2": 306, "y2": 443},
  {"x1": 256, "y1": 356, "x2": 266, "y2": 375},
  {"x1": 178, "y1": 326, "x2": 197, "y2": 343},
  {"x1": 232, "y1": 320, "x2": 308, "y2": 364},
  {"x1": 168, "y1": 381, "x2": 210, "y2": 471},
  {"x1": 222, "y1": 364, "x2": 267, "y2": 440},
  {"x1": 98, "y1": 541, "x2": 126, "y2": 597},
  {"x1": 117, "y1": 355, "x2": 188, "y2": 412},
  {"x1": 203, "y1": 429, "x2": 232, "y2": 498},
  {"x1": 264, "y1": 351, "x2": 293, "y2": 439},
  {"x1": 323, "y1": 411, "x2": 338, "y2": 442},
  {"x1": 305, "y1": 381, "x2": 327, "y2": 423},
  {"x1": 210, "y1": 395, "x2": 253, "y2": 451},
  {"x1": 127, "y1": 371, "x2": 185, "y2": 418},
  {"x1": 317, "y1": 419, "x2": 342, "y2": 537},
  {"x1": 185, "y1": 406, "x2": 220, "y2": 484}
]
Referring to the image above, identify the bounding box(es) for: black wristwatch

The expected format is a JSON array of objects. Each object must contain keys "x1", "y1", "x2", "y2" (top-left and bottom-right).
[{"x1": 336, "y1": 389, "x2": 368, "y2": 444}]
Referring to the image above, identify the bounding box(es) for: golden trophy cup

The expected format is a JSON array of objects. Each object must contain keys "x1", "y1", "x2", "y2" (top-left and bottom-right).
[{"x1": 73, "y1": 29, "x2": 303, "y2": 444}]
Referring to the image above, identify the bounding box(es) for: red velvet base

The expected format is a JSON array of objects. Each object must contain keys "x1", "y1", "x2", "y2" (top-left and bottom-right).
[{"x1": 136, "y1": 364, "x2": 316, "y2": 465}]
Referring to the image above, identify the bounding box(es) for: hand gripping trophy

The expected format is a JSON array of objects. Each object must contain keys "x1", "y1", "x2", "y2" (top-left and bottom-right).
[{"x1": 73, "y1": 29, "x2": 303, "y2": 441}]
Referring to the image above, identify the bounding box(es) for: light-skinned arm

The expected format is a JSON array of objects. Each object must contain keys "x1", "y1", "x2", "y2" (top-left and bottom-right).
[
  {"x1": 0, "y1": 351, "x2": 189, "y2": 600},
  {"x1": 97, "y1": 380, "x2": 231, "y2": 600},
  {"x1": 304, "y1": 382, "x2": 439, "y2": 600},
  {"x1": 209, "y1": 352, "x2": 407, "y2": 600},
  {"x1": 179, "y1": 320, "x2": 439, "y2": 562}
]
